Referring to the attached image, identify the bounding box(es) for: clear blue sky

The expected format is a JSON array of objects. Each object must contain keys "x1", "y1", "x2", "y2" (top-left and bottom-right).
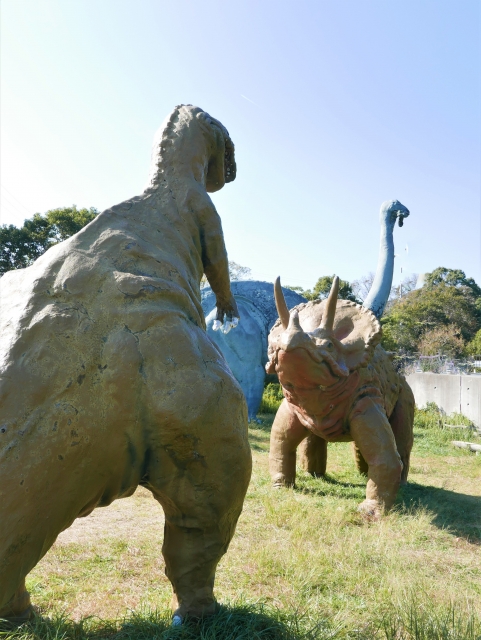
[{"x1": 1, "y1": 0, "x2": 480, "y2": 288}]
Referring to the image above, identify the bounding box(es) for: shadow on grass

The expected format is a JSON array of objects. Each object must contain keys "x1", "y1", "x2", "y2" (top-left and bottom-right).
[
  {"x1": 315, "y1": 475, "x2": 365, "y2": 488},
  {"x1": 0, "y1": 604, "x2": 339, "y2": 640},
  {"x1": 248, "y1": 418, "x2": 274, "y2": 434},
  {"x1": 247, "y1": 432, "x2": 270, "y2": 454},
  {"x1": 3, "y1": 601, "x2": 480, "y2": 640},
  {"x1": 249, "y1": 443, "x2": 268, "y2": 453},
  {"x1": 294, "y1": 474, "x2": 366, "y2": 501},
  {"x1": 397, "y1": 482, "x2": 481, "y2": 543},
  {"x1": 294, "y1": 475, "x2": 481, "y2": 543}
]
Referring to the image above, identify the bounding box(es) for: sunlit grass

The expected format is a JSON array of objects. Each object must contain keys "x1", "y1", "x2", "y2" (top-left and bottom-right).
[{"x1": 2, "y1": 402, "x2": 480, "y2": 639}]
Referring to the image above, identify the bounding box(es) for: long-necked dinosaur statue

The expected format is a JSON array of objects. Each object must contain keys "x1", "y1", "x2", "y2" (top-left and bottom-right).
[{"x1": 267, "y1": 200, "x2": 414, "y2": 518}]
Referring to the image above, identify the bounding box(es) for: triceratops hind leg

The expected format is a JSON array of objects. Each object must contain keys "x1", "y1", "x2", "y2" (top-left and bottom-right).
[
  {"x1": 388, "y1": 380, "x2": 415, "y2": 485},
  {"x1": 299, "y1": 433, "x2": 328, "y2": 477},
  {"x1": 269, "y1": 399, "x2": 308, "y2": 488}
]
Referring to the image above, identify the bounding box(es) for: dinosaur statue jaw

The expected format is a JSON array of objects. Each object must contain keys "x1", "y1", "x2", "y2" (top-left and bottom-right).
[{"x1": 396, "y1": 206, "x2": 409, "y2": 227}]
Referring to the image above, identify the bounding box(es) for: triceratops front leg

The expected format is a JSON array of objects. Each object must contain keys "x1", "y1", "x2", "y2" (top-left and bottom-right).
[
  {"x1": 269, "y1": 399, "x2": 308, "y2": 487},
  {"x1": 349, "y1": 397, "x2": 403, "y2": 517}
]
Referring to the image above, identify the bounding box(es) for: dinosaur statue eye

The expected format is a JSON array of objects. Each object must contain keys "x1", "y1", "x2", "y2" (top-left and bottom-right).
[{"x1": 327, "y1": 342, "x2": 333, "y2": 349}]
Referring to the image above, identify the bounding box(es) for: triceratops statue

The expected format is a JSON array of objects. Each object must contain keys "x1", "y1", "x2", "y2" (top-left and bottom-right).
[{"x1": 266, "y1": 275, "x2": 414, "y2": 518}]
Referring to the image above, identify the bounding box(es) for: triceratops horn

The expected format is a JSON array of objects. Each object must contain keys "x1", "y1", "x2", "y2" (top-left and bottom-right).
[
  {"x1": 320, "y1": 276, "x2": 339, "y2": 331},
  {"x1": 274, "y1": 276, "x2": 290, "y2": 329},
  {"x1": 287, "y1": 309, "x2": 302, "y2": 330}
]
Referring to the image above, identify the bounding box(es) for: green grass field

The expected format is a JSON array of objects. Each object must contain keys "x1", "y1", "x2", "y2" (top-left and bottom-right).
[{"x1": 2, "y1": 402, "x2": 481, "y2": 639}]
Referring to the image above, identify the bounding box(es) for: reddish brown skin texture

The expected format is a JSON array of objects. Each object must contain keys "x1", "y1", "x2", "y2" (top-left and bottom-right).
[{"x1": 277, "y1": 349, "x2": 360, "y2": 440}]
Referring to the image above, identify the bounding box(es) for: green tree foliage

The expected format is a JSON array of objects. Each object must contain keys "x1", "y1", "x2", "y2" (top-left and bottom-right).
[
  {"x1": 0, "y1": 206, "x2": 98, "y2": 275},
  {"x1": 382, "y1": 267, "x2": 481, "y2": 354},
  {"x1": 287, "y1": 275, "x2": 359, "y2": 303},
  {"x1": 417, "y1": 325, "x2": 465, "y2": 358},
  {"x1": 425, "y1": 267, "x2": 481, "y2": 298},
  {"x1": 466, "y1": 329, "x2": 481, "y2": 356}
]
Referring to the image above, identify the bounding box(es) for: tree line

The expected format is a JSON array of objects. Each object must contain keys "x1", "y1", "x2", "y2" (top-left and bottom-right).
[
  {"x1": 2, "y1": 208, "x2": 480, "y2": 358},
  {"x1": 0, "y1": 206, "x2": 98, "y2": 275}
]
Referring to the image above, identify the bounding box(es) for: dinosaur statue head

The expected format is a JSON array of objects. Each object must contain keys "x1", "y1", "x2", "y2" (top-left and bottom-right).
[
  {"x1": 146, "y1": 105, "x2": 236, "y2": 193},
  {"x1": 381, "y1": 200, "x2": 410, "y2": 228},
  {"x1": 195, "y1": 110, "x2": 236, "y2": 192},
  {"x1": 266, "y1": 277, "x2": 382, "y2": 388}
]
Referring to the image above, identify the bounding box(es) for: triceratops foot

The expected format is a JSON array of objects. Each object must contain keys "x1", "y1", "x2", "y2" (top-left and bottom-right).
[
  {"x1": 271, "y1": 474, "x2": 295, "y2": 489},
  {"x1": 358, "y1": 498, "x2": 383, "y2": 521}
]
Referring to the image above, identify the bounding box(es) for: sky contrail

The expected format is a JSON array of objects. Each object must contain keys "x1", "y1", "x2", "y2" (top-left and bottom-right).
[{"x1": 240, "y1": 94, "x2": 258, "y2": 106}]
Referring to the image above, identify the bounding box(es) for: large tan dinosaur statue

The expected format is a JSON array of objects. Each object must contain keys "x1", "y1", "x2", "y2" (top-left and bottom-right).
[{"x1": 0, "y1": 105, "x2": 252, "y2": 623}]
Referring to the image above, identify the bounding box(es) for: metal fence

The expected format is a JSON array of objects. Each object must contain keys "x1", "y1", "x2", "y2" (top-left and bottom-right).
[{"x1": 394, "y1": 353, "x2": 481, "y2": 376}]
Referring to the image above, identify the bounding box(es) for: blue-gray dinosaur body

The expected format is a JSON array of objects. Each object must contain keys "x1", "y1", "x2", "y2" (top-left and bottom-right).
[{"x1": 201, "y1": 281, "x2": 306, "y2": 419}]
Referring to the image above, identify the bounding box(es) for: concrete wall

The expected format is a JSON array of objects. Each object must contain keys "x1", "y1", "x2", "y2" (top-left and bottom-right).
[{"x1": 406, "y1": 373, "x2": 481, "y2": 429}]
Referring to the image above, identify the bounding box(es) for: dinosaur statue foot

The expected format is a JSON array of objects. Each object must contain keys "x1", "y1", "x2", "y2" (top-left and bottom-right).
[
  {"x1": 272, "y1": 474, "x2": 295, "y2": 489},
  {"x1": 171, "y1": 597, "x2": 219, "y2": 624},
  {"x1": 358, "y1": 499, "x2": 383, "y2": 521},
  {"x1": 0, "y1": 605, "x2": 34, "y2": 628},
  {"x1": 0, "y1": 583, "x2": 34, "y2": 627}
]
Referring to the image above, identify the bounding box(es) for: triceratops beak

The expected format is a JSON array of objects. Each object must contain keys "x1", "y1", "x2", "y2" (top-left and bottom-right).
[
  {"x1": 274, "y1": 277, "x2": 290, "y2": 329},
  {"x1": 319, "y1": 276, "x2": 339, "y2": 332}
]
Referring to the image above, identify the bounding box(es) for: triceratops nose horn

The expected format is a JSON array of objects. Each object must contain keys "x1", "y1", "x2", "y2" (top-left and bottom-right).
[
  {"x1": 319, "y1": 276, "x2": 339, "y2": 331},
  {"x1": 287, "y1": 309, "x2": 302, "y2": 330},
  {"x1": 274, "y1": 276, "x2": 290, "y2": 329}
]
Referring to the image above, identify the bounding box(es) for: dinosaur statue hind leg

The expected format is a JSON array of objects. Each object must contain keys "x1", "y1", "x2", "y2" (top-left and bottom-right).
[
  {"x1": 298, "y1": 433, "x2": 328, "y2": 477},
  {"x1": 388, "y1": 380, "x2": 415, "y2": 484},
  {"x1": 349, "y1": 397, "x2": 402, "y2": 518},
  {"x1": 269, "y1": 399, "x2": 308, "y2": 487},
  {"x1": 147, "y1": 388, "x2": 251, "y2": 619},
  {"x1": 143, "y1": 328, "x2": 252, "y2": 620}
]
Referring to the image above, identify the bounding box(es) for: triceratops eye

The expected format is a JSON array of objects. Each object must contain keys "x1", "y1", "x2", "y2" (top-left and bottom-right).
[{"x1": 327, "y1": 342, "x2": 333, "y2": 349}]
